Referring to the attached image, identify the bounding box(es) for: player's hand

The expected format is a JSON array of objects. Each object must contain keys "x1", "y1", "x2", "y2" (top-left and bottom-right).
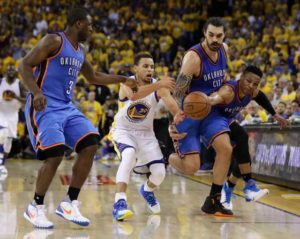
[
  {"x1": 173, "y1": 111, "x2": 185, "y2": 124},
  {"x1": 124, "y1": 78, "x2": 138, "y2": 92},
  {"x1": 33, "y1": 92, "x2": 47, "y2": 111},
  {"x1": 273, "y1": 113, "x2": 291, "y2": 129},
  {"x1": 158, "y1": 76, "x2": 176, "y2": 92},
  {"x1": 168, "y1": 124, "x2": 187, "y2": 141}
]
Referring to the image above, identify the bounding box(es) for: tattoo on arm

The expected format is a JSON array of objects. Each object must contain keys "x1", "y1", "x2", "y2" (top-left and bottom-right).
[{"x1": 174, "y1": 73, "x2": 193, "y2": 108}]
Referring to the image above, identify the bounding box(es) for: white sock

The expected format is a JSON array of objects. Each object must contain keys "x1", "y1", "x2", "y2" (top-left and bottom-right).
[
  {"x1": 144, "y1": 181, "x2": 155, "y2": 192},
  {"x1": 115, "y1": 192, "x2": 127, "y2": 202}
]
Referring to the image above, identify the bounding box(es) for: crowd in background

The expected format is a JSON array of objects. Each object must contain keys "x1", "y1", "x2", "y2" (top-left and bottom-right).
[{"x1": 1, "y1": 0, "x2": 300, "y2": 158}]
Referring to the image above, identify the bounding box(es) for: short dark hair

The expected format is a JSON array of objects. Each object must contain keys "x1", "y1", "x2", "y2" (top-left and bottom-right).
[
  {"x1": 134, "y1": 52, "x2": 153, "y2": 65},
  {"x1": 67, "y1": 7, "x2": 88, "y2": 26},
  {"x1": 244, "y1": 65, "x2": 263, "y2": 78},
  {"x1": 203, "y1": 17, "x2": 226, "y2": 33}
]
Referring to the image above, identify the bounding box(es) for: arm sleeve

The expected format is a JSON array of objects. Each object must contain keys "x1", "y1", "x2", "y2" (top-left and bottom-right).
[{"x1": 253, "y1": 90, "x2": 276, "y2": 116}]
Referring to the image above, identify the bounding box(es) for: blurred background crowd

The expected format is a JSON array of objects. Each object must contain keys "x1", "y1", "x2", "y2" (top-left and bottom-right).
[{"x1": 1, "y1": 0, "x2": 300, "y2": 159}]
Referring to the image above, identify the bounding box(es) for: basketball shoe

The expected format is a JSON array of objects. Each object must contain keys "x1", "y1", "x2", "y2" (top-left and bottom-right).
[
  {"x1": 56, "y1": 199, "x2": 90, "y2": 226},
  {"x1": 24, "y1": 201, "x2": 54, "y2": 229},
  {"x1": 243, "y1": 179, "x2": 269, "y2": 202},
  {"x1": 220, "y1": 182, "x2": 233, "y2": 210},
  {"x1": 112, "y1": 199, "x2": 133, "y2": 221},
  {"x1": 201, "y1": 194, "x2": 233, "y2": 217},
  {"x1": 139, "y1": 184, "x2": 160, "y2": 214}
]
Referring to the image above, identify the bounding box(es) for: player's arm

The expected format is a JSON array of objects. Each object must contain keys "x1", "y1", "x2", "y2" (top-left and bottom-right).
[
  {"x1": 158, "y1": 88, "x2": 184, "y2": 124},
  {"x1": 18, "y1": 34, "x2": 61, "y2": 111},
  {"x1": 80, "y1": 59, "x2": 137, "y2": 90},
  {"x1": 174, "y1": 51, "x2": 199, "y2": 108},
  {"x1": 207, "y1": 85, "x2": 234, "y2": 105},
  {"x1": 12, "y1": 82, "x2": 27, "y2": 104},
  {"x1": 222, "y1": 43, "x2": 230, "y2": 82},
  {"x1": 252, "y1": 89, "x2": 291, "y2": 128},
  {"x1": 119, "y1": 76, "x2": 175, "y2": 101}
]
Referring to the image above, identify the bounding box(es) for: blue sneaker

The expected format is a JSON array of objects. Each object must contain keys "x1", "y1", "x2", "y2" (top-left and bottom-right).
[
  {"x1": 139, "y1": 184, "x2": 160, "y2": 214},
  {"x1": 112, "y1": 199, "x2": 133, "y2": 221},
  {"x1": 243, "y1": 179, "x2": 269, "y2": 202},
  {"x1": 220, "y1": 182, "x2": 233, "y2": 210}
]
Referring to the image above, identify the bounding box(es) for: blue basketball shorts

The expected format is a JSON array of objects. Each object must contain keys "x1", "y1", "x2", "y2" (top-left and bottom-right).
[
  {"x1": 25, "y1": 95, "x2": 99, "y2": 153},
  {"x1": 175, "y1": 108, "x2": 230, "y2": 156}
]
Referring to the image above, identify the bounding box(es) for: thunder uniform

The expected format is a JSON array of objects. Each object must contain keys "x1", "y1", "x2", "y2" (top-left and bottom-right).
[
  {"x1": 176, "y1": 43, "x2": 229, "y2": 155},
  {"x1": 217, "y1": 80, "x2": 252, "y2": 122},
  {"x1": 24, "y1": 32, "x2": 98, "y2": 159},
  {"x1": 111, "y1": 77, "x2": 163, "y2": 171}
]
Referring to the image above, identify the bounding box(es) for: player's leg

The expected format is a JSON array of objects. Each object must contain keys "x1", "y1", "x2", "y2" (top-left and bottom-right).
[
  {"x1": 228, "y1": 122, "x2": 269, "y2": 202},
  {"x1": 169, "y1": 118, "x2": 201, "y2": 175},
  {"x1": 113, "y1": 145, "x2": 136, "y2": 221},
  {"x1": 23, "y1": 99, "x2": 67, "y2": 229},
  {"x1": 0, "y1": 125, "x2": 8, "y2": 175},
  {"x1": 140, "y1": 162, "x2": 165, "y2": 214},
  {"x1": 199, "y1": 111, "x2": 233, "y2": 216},
  {"x1": 138, "y1": 138, "x2": 166, "y2": 214},
  {"x1": 56, "y1": 110, "x2": 99, "y2": 226}
]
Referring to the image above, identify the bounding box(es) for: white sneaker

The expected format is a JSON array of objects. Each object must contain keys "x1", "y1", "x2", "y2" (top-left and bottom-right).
[
  {"x1": 23, "y1": 229, "x2": 53, "y2": 239},
  {"x1": 56, "y1": 199, "x2": 90, "y2": 226},
  {"x1": 139, "y1": 185, "x2": 161, "y2": 214},
  {"x1": 243, "y1": 179, "x2": 269, "y2": 202},
  {"x1": 24, "y1": 202, "x2": 54, "y2": 229},
  {"x1": 220, "y1": 182, "x2": 233, "y2": 210},
  {"x1": 0, "y1": 165, "x2": 8, "y2": 174}
]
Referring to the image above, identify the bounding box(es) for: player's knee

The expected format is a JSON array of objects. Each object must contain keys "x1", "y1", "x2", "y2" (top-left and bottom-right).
[
  {"x1": 122, "y1": 147, "x2": 136, "y2": 160},
  {"x1": 80, "y1": 144, "x2": 98, "y2": 156},
  {"x1": 218, "y1": 143, "x2": 232, "y2": 157},
  {"x1": 149, "y1": 164, "x2": 166, "y2": 185},
  {"x1": 44, "y1": 156, "x2": 63, "y2": 169}
]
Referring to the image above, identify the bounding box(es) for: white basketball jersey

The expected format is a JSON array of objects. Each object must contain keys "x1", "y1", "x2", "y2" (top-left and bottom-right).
[
  {"x1": 113, "y1": 78, "x2": 160, "y2": 131},
  {"x1": 0, "y1": 78, "x2": 21, "y2": 115}
]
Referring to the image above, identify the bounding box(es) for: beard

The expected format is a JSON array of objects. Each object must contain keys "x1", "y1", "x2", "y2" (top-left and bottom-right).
[{"x1": 207, "y1": 42, "x2": 222, "y2": 52}]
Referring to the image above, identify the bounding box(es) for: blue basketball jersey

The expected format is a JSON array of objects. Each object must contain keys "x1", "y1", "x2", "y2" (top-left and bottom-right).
[
  {"x1": 33, "y1": 32, "x2": 84, "y2": 103},
  {"x1": 218, "y1": 80, "x2": 252, "y2": 118},
  {"x1": 188, "y1": 43, "x2": 227, "y2": 95}
]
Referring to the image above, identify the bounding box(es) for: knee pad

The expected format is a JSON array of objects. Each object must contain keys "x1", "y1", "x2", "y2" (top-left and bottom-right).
[
  {"x1": 149, "y1": 163, "x2": 166, "y2": 186},
  {"x1": 116, "y1": 147, "x2": 136, "y2": 184}
]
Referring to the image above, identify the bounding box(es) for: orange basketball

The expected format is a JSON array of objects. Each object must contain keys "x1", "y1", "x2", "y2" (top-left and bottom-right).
[{"x1": 183, "y1": 91, "x2": 211, "y2": 120}]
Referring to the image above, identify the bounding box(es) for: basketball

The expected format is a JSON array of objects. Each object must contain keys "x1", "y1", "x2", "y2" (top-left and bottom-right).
[{"x1": 183, "y1": 91, "x2": 211, "y2": 120}]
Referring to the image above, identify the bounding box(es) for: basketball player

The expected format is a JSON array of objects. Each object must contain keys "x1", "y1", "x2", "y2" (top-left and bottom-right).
[
  {"x1": 111, "y1": 52, "x2": 183, "y2": 221},
  {"x1": 18, "y1": 8, "x2": 137, "y2": 229},
  {"x1": 0, "y1": 64, "x2": 26, "y2": 176},
  {"x1": 206, "y1": 66, "x2": 290, "y2": 210},
  {"x1": 170, "y1": 66, "x2": 290, "y2": 211},
  {"x1": 169, "y1": 17, "x2": 234, "y2": 216}
]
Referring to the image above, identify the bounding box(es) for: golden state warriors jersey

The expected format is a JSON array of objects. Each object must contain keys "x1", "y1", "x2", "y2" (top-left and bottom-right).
[
  {"x1": 113, "y1": 77, "x2": 160, "y2": 131},
  {"x1": 0, "y1": 78, "x2": 21, "y2": 115}
]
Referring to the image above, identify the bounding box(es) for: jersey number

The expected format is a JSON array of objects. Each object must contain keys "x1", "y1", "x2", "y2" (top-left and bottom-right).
[{"x1": 66, "y1": 80, "x2": 74, "y2": 95}]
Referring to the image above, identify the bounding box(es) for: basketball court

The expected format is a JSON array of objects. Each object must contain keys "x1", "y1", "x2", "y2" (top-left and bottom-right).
[{"x1": 0, "y1": 159, "x2": 299, "y2": 239}]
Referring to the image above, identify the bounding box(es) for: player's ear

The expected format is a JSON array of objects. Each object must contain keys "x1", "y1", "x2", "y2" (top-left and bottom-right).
[{"x1": 133, "y1": 65, "x2": 138, "y2": 74}]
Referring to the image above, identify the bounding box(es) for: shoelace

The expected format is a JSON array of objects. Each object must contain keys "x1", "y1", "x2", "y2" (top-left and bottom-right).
[
  {"x1": 71, "y1": 200, "x2": 84, "y2": 218},
  {"x1": 144, "y1": 192, "x2": 157, "y2": 206},
  {"x1": 37, "y1": 206, "x2": 49, "y2": 221},
  {"x1": 116, "y1": 199, "x2": 127, "y2": 210}
]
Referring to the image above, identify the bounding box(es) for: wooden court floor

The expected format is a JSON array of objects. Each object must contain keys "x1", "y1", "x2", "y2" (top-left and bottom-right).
[{"x1": 0, "y1": 159, "x2": 299, "y2": 239}]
